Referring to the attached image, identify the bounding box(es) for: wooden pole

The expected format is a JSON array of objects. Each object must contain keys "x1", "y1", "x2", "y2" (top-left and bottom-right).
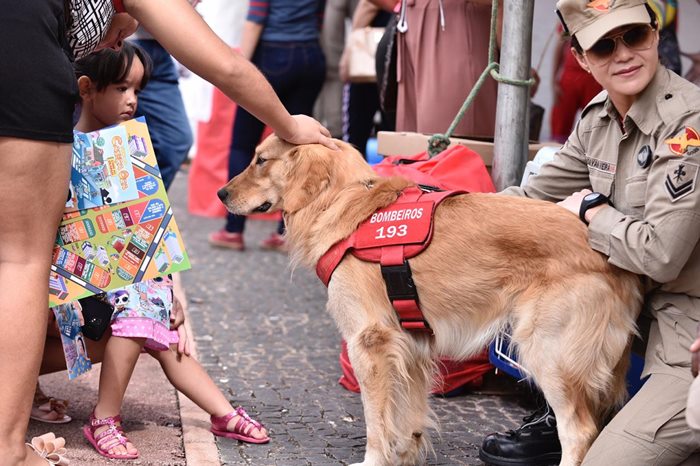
[{"x1": 492, "y1": 0, "x2": 535, "y2": 191}]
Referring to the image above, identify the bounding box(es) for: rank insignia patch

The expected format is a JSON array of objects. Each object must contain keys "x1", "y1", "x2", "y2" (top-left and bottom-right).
[
  {"x1": 665, "y1": 127, "x2": 700, "y2": 156},
  {"x1": 665, "y1": 161, "x2": 698, "y2": 202}
]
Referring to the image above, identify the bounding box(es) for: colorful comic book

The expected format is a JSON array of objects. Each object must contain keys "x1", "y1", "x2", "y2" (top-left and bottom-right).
[
  {"x1": 52, "y1": 303, "x2": 92, "y2": 380},
  {"x1": 49, "y1": 117, "x2": 191, "y2": 307}
]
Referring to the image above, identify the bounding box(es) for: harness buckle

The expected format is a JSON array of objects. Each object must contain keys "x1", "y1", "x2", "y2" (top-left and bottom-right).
[{"x1": 381, "y1": 261, "x2": 418, "y2": 301}]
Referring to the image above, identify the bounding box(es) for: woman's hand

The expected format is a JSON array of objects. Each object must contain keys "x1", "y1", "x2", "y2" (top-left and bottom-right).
[
  {"x1": 94, "y1": 13, "x2": 139, "y2": 52},
  {"x1": 557, "y1": 189, "x2": 591, "y2": 216}
]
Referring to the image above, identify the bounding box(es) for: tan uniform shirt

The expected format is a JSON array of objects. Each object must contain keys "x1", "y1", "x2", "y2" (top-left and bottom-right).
[{"x1": 505, "y1": 66, "x2": 700, "y2": 380}]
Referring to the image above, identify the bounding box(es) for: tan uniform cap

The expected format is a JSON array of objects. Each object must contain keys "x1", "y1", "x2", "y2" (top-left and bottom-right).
[{"x1": 556, "y1": 0, "x2": 651, "y2": 50}]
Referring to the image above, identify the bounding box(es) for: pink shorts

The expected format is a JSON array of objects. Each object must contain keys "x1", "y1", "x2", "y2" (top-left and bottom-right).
[{"x1": 111, "y1": 317, "x2": 179, "y2": 352}]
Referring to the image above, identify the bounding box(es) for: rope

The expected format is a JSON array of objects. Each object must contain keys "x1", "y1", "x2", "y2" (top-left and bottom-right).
[{"x1": 427, "y1": 0, "x2": 535, "y2": 157}]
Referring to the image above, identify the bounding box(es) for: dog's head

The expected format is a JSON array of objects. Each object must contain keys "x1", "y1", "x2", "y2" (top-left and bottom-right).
[{"x1": 217, "y1": 135, "x2": 375, "y2": 215}]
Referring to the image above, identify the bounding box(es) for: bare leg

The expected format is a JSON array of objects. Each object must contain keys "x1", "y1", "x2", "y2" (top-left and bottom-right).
[
  {"x1": 92, "y1": 336, "x2": 145, "y2": 457},
  {"x1": 147, "y1": 346, "x2": 267, "y2": 440},
  {"x1": 0, "y1": 138, "x2": 71, "y2": 465}
]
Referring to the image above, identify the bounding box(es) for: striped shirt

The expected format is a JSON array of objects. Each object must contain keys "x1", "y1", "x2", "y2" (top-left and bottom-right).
[{"x1": 247, "y1": 0, "x2": 325, "y2": 42}]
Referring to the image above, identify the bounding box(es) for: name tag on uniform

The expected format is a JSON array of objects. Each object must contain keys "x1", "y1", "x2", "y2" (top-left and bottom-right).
[{"x1": 355, "y1": 201, "x2": 434, "y2": 249}]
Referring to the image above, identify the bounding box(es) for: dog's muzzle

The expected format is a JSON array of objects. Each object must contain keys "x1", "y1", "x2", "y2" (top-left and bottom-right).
[{"x1": 253, "y1": 201, "x2": 272, "y2": 213}]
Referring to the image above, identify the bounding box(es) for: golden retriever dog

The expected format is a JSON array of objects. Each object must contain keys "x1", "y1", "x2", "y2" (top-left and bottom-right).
[{"x1": 217, "y1": 135, "x2": 643, "y2": 466}]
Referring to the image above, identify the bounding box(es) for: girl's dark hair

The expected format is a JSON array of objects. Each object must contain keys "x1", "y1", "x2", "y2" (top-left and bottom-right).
[
  {"x1": 74, "y1": 42, "x2": 153, "y2": 91},
  {"x1": 571, "y1": 3, "x2": 658, "y2": 54}
]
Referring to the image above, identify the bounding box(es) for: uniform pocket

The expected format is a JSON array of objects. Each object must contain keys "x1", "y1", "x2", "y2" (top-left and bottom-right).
[
  {"x1": 622, "y1": 374, "x2": 687, "y2": 443},
  {"x1": 625, "y1": 176, "x2": 647, "y2": 208}
]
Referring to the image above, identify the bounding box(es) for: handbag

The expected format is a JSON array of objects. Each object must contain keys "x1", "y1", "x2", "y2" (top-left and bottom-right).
[
  {"x1": 375, "y1": 14, "x2": 399, "y2": 117},
  {"x1": 79, "y1": 295, "x2": 115, "y2": 341},
  {"x1": 347, "y1": 27, "x2": 385, "y2": 83}
]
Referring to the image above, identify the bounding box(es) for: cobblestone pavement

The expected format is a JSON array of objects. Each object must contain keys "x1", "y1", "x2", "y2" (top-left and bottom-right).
[{"x1": 171, "y1": 170, "x2": 535, "y2": 466}]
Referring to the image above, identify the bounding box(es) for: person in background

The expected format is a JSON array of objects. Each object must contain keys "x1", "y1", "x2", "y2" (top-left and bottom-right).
[
  {"x1": 315, "y1": 0, "x2": 359, "y2": 138},
  {"x1": 208, "y1": 0, "x2": 327, "y2": 252},
  {"x1": 392, "y1": 0, "x2": 501, "y2": 138},
  {"x1": 550, "y1": 24, "x2": 603, "y2": 143},
  {"x1": 479, "y1": 1, "x2": 700, "y2": 465},
  {"x1": 649, "y1": 0, "x2": 680, "y2": 75},
  {"x1": 128, "y1": 30, "x2": 193, "y2": 190},
  {"x1": 339, "y1": 0, "x2": 394, "y2": 158}
]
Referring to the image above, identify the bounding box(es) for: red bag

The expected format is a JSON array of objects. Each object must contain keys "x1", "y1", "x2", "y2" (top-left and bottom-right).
[
  {"x1": 372, "y1": 145, "x2": 496, "y2": 193},
  {"x1": 338, "y1": 144, "x2": 496, "y2": 395}
]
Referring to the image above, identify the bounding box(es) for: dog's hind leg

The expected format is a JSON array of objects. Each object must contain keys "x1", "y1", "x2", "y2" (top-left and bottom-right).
[
  {"x1": 536, "y1": 377, "x2": 598, "y2": 466},
  {"x1": 347, "y1": 324, "x2": 433, "y2": 466}
]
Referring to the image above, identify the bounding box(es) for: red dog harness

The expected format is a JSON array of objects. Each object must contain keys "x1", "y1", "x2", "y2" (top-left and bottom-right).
[{"x1": 316, "y1": 186, "x2": 465, "y2": 334}]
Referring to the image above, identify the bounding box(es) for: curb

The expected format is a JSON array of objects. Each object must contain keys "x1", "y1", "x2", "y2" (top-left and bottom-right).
[{"x1": 179, "y1": 306, "x2": 221, "y2": 465}]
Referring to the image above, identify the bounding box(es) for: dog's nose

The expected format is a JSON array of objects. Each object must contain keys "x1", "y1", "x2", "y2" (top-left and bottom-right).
[{"x1": 217, "y1": 188, "x2": 229, "y2": 202}]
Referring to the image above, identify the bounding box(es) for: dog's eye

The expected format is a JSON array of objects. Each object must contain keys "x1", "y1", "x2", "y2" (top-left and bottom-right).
[{"x1": 256, "y1": 156, "x2": 266, "y2": 166}]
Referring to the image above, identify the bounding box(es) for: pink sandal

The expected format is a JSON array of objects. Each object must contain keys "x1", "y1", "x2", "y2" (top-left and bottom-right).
[
  {"x1": 210, "y1": 406, "x2": 270, "y2": 444},
  {"x1": 82, "y1": 411, "x2": 139, "y2": 459}
]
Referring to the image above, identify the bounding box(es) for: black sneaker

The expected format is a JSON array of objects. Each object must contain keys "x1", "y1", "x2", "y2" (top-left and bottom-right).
[{"x1": 478, "y1": 404, "x2": 561, "y2": 466}]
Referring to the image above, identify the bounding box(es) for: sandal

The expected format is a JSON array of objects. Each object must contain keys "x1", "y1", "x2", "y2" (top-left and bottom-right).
[
  {"x1": 25, "y1": 432, "x2": 69, "y2": 465},
  {"x1": 82, "y1": 411, "x2": 139, "y2": 459},
  {"x1": 31, "y1": 392, "x2": 71, "y2": 424},
  {"x1": 31, "y1": 384, "x2": 71, "y2": 424},
  {"x1": 210, "y1": 406, "x2": 270, "y2": 444}
]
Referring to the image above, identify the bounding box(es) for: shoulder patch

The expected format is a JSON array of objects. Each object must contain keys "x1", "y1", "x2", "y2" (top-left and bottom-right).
[
  {"x1": 665, "y1": 127, "x2": 700, "y2": 156},
  {"x1": 665, "y1": 160, "x2": 699, "y2": 202}
]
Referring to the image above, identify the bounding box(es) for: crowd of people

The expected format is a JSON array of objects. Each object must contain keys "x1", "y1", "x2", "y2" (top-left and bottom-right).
[{"x1": 3, "y1": 0, "x2": 700, "y2": 464}]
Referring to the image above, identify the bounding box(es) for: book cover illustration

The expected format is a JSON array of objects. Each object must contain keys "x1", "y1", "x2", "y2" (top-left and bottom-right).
[
  {"x1": 49, "y1": 117, "x2": 191, "y2": 307},
  {"x1": 52, "y1": 303, "x2": 92, "y2": 380},
  {"x1": 66, "y1": 125, "x2": 139, "y2": 212}
]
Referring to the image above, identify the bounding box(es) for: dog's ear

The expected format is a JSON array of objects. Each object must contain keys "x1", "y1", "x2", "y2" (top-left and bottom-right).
[{"x1": 283, "y1": 145, "x2": 332, "y2": 213}]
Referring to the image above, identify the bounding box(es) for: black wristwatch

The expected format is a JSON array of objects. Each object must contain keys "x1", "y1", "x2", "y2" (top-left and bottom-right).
[{"x1": 579, "y1": 192, "x2": 611, "y2": 225}]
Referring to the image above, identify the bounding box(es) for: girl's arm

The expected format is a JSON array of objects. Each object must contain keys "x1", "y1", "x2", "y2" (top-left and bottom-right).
[{"x1": 122, "y1": 0, "x2": 335, "y2": 148}]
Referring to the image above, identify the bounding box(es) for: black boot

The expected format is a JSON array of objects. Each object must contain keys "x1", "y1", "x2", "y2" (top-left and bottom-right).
[{"x1": 478, "y1": 404, "x2": 561, "y2": 466}]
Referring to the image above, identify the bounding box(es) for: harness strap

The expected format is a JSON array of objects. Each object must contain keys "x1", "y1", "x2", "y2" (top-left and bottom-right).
[{"x1": 380, "y1": 245, "x2": 432, "y2": 334}]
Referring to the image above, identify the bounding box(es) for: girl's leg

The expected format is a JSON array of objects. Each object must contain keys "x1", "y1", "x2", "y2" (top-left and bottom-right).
[
  {"x1": 0, "y1": 138, "x2": 71, "y2": 464},
  {"x1": 92, "y1": 336, "x2": 146, "y2": 456},
  {"x1": 147, "y1": 347, "x2": 267, "y2": 440}
]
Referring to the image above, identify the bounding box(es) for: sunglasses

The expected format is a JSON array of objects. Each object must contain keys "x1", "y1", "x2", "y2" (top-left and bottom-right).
[{"x1": 585, "y1": 24, "x2": 656, "y2": 65}]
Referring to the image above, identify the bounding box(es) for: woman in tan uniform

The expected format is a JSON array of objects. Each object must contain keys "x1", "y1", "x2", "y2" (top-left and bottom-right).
[{"x1": 480, "y1": 1, "x2": 700, "y2": 465}]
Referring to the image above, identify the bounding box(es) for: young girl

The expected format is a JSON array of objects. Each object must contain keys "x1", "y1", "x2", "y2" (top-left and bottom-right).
[{"x1": 73, "y1": 43, "x2": 269, "y2": 459}]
